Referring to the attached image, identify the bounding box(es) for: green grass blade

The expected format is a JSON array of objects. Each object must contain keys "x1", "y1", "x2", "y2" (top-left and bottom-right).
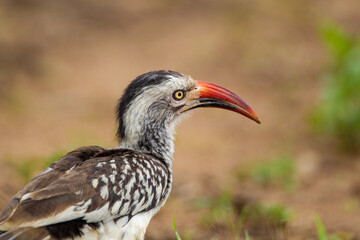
[
  {"x1": 245, "y1": 230, "x2": 251, "y2": 240},
  {"x1": 314, "y1": 214, "x2": 327, "y2": 240},
  {"x1": 173, "y1": 216, "x2": 182, "y2": 240}
]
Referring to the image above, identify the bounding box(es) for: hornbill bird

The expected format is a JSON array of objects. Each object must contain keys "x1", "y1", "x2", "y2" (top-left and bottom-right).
[{"x1": 0, "y1": 70, "x2": 260, "y2": 240}]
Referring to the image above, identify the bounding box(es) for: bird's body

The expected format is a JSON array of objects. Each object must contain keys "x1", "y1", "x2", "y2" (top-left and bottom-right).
[
  {"x1": 0, "y1": 70, "x2": 260, "y2": 240},
  {"x1": 0, "y1": 147, "x2": 171, "y2": 240}
]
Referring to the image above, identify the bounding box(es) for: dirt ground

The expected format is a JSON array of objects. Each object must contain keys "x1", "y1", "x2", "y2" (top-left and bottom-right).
[{"x1": 0, "y1": 1, "x2": 360, "y2": 239}]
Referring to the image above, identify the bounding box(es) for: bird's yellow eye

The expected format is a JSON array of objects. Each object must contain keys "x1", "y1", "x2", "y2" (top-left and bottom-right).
[{"x1": 172, "y1": 90, "x2": 185, "y2": 101}]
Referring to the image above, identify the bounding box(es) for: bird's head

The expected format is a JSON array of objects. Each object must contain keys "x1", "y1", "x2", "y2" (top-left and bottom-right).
[{"x1": 117, "y1": 70, "x2": 260, "y2": 161}]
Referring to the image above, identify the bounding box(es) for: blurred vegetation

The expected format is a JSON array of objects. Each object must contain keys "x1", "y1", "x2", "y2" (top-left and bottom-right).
[
  {"x1": 314, "y1": 215, "x2": 354, "y2": 240},
  {"x1": 310, "y1": 23, "x2": 360, "y2": 153},
  {"x1": 343, "y1": 198, "x2": 358, "y2": 213},
  {"x1": 8, "y1": 150, "x2": 66, "y2": 181},
  {"x1": 193, "y1": 191, "x2": 240, "y2": 229},
  {"x1": 235, "y1": 155, "x2": 296, "y2": 191},
  {"x1": 193, "y1": 191, "x2": 292, "y2": 239}
]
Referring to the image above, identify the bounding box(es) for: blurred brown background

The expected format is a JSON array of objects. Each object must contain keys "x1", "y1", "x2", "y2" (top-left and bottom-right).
[{"x1": 0, "y1": 0, "x2": 360, "y2": 239}]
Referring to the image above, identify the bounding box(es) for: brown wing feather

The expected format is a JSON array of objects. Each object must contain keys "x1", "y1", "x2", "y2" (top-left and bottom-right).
[{"x1": 0, "y1": 146, "x2": 105, "y2": 230}]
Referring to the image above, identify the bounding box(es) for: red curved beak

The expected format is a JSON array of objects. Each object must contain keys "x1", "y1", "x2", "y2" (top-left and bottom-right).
[{"x1": 181, "y1": 80, "x2": 261, "y2": 124}]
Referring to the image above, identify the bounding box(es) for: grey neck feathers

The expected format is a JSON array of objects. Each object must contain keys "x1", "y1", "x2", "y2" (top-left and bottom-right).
[
  {"x1": 121, "y1": 121, "x2": 175, "y2": 167},
  {"x1": 137, "y1": 119, "x2": 174, "y2": 166},
  {"x1": 120, "y1": 101, "x2": 176, "y2": 167}
]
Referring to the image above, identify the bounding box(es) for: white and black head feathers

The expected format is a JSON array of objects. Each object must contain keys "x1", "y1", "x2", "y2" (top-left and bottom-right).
[
  {"x1": 116, "y1": 70, "x2": 196, "y2": 162},
  {"x1": 117, "y1": 70, "x2": 188, "y2": 140}
]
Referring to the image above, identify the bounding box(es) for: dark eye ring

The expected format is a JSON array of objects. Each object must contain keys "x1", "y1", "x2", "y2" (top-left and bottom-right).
[{"x1": 172, "y1": 90, "x2": 185, "y2": 101}]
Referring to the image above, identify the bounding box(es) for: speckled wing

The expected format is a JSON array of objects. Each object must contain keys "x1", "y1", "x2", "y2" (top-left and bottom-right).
[
  {"x1": 0, "y1": 146, "x2": 105, "y2": 230},
  {"x1": 0, "y1": 146, "x2": 169, "y2": 233}
]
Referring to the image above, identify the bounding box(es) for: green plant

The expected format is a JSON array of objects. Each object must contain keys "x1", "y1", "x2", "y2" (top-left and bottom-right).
[
  {"x1": 194, "y1": 190, "x2": 235, "y2": 224},
  {"x1": 44, "y1": 150, "x2": 67, "y2": 166},
  {"x1": 236, "y1": 155, "x2": 296, "y2": 190},
  {"x1": 9, "y1": 158, "x2": 39, "y2": 182},
  {"x1": 194, "y1": 191, "x2": 292, "y2": 239},
  {"x1": 245, "y1": 230, "x2": 251, "y2": 240},
  {"x1": 8, "y1": 150, "x2": 67, "y2": 181},
  {"x1": 193, "y1": 190, "x2": 248, "y2": 239},
  {"x1": 314, "y1": 214, "x2": 341, "y2": 240},
  {"x1": 343, "y1": 197, "x2": 358, "y2": 213},
  {"x1": 173, "y1": 217, "x2": 182, "y2": 240},
  {"x1": 246, "y1": 203, "x2": 293, "y2": 228},
  {"x1": 310, "y1": 22, "x2": 360, "y2": 153}
]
